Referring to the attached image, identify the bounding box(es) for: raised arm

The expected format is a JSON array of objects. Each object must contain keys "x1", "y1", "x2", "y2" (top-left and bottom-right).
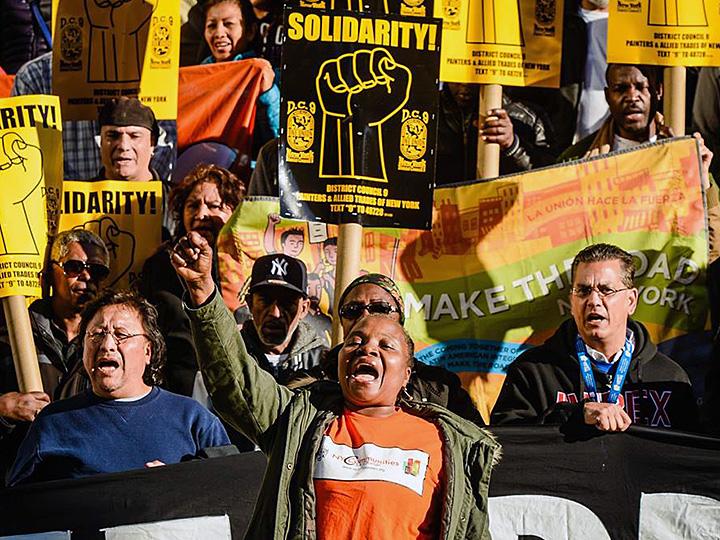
[{"x1": 171, "y1": 232, "x2": 293, "y2": 450}]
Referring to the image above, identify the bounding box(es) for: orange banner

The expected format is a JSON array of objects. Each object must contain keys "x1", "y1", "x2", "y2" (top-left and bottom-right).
[{"x1": 177, "y1": 61, "x2": 265, "y2": 154}]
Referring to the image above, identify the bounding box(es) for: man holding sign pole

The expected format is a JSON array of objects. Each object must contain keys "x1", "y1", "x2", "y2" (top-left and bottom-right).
[
  {"x1": 0, "y1": 230, "x2": 110, "y2": 474},
  {"x1": 559, "y1": 63, "x2": 712, "y2": 169},
  {"x1": 558, "y1": 63, "x2": 718, "y2": 261}
]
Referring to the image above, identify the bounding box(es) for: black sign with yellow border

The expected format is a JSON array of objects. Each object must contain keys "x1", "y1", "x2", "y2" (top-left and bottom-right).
[{"x1": 279, "y1": 7, "x2": 440, "y2": 229}]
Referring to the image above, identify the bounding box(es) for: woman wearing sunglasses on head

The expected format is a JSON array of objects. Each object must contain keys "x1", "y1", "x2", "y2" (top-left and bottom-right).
[{"x1": 287, "y1": 274, "x2": 486, "y2": 426}]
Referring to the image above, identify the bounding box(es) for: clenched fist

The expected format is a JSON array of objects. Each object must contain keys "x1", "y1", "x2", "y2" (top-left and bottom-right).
[
  {"x1": 0, "y1": 132, "x2": 44, "y2": 255},
  {"x1": 77, "y1": 216, "x2": 136, "y2": 287},
  {"x1": 316, "y1": 48, "x2": 411, "y2": 181},
  {"x1": 317, "y1": 48, "x2": 411, "y2": 126}
]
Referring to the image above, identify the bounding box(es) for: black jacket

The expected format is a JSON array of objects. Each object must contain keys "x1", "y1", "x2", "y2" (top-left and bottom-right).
[
  {"x1": 0, "y1": 298, "x2": 81, "y2": 403},
  {"x1": 138, "y1": 243, "x2": 226, "y2": 396},
  {"x1": 491, "y1": 318, "x2": 700, "y2": 431},
  {"x1": 436, "y1": 87, "x2": 555, "y2": 185}
]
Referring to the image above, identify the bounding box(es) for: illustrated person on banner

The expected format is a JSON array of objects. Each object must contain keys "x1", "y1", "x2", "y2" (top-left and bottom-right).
[
  {"x1": 491, "y1": 243, "x2": 701, "y2": 432},
  {"x1": 0, "y1": 131, "x2": 45, "y2": 255},
  {"x1": 7, "y1": 289, "x2": 231, "y2": 485},
  {"x1": 316, "y1": 48, "x2": 411, "y2": 182},
  {"x1": 85, "y1": 0, "x2": 154, "y2": 83},
  {"x1": 171, "y1": 231, "x2": 500, "y2": 539},
  {"x1": 0, "y1": 230, "x2": 111, "y2": 477},
  {"x1": 263, "y1": 216, "x2": 305, "y2": 257}
]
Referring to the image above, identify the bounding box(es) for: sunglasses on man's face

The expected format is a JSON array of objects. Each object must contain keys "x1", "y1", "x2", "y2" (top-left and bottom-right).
[
  {"x1": 339, "y1": 301, "x2": 398, "y2": 320},
  {"x1": 53, "y1": 260, "x2": 110, "y2": 281}
]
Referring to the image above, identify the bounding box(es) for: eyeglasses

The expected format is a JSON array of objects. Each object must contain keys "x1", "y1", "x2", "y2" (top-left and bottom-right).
[
  {"x1": 85, "y1": 329, "x2": 147, "y2": 345},
  {"x1": 570, "y1": 285, "x2": 631, "y2": 299},
  {"x1": 53, "y1": 260, "x2": 110, "y2": 281},
  {"x1": 339, "y1": 301, "x2": 399, "y2": 320}
]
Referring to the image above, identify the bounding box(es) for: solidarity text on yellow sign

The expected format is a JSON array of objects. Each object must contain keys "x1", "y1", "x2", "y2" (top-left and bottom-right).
[
  {"x1": 436, "y1": 0, "x2": 564, "y2": 86},
  {"x1": 608, "y1": 0, "x2": 720, "y2": 66},
  {"x1": 59, "y1": 181, "x2": 163, "y2": 289},
  {"x1": 0, "y1": 95, "x2": 63, "y2": 299},
  {"x1": 52, "y1": 0, "x2": 180, "y2": 120}
]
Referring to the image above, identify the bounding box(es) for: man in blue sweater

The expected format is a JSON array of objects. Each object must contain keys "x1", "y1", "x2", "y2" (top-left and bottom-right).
[{"x1": 7, "y1": 290, "x2": 229, "y2": 485}]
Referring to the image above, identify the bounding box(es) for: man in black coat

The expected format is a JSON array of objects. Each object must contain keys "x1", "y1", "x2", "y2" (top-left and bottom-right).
[{"x1": 492, "y1": 243, "x2": 699, "y2": 432}]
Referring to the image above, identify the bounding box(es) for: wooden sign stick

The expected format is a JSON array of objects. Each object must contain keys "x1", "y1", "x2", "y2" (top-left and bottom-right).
[
  {"x1": 664, "y1": 66, "x2": 686, "y2": 136},
  {"x1": 331, "y1": 222, "x2": 363, "y2": 345},
  {"x1": 2, "y1": 296, "x2": 42, "y2": 392},
  {"x1": 476, "y1": 84, "x2": 503, "y2": 179}
]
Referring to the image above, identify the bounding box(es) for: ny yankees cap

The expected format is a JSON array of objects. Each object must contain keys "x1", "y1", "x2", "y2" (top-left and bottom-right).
[{"x1": 248, "y1": 254, "x2": 308, "y2": 297}]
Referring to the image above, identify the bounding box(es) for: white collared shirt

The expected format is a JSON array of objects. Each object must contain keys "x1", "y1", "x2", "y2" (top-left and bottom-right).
[{"x1": 583, "y1": 329, "x2": 635, "y2": 365}]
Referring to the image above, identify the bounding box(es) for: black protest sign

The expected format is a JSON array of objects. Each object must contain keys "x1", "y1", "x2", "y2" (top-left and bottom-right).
[{"x1": 279, "y1": 8, "x2": 440, "y2": 229}]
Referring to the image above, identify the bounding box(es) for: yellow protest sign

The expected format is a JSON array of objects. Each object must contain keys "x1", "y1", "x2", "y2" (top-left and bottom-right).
[
  {"x1": 52, "y1": 0, "x2": 180, "y2": 120},
  {"x1": 0, "y1": 96, "x2": 63, "y2": 299},
  {"x1": 59, "y1": 181, "x2": 163, "y2": 289},
  {"x1": 436, "y1": 0, "x2": 564, "y2": 86},
  {"x1": 608, "y1": 0, "x2": 720, "y2": 66}
]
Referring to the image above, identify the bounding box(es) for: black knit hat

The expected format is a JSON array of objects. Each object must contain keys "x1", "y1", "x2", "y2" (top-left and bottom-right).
[{"x1": 98, "y1": 97, "x2": 160, "y2": 142}]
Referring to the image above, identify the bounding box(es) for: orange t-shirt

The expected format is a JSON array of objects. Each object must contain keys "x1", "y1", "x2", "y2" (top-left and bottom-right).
[{"x1": 313, "y1": 408, "x2": 444, "y2": 540}]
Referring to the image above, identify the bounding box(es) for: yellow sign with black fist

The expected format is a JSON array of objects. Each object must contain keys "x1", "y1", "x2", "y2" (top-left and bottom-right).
[
  {"x1": 436, "y1": 0, "x2": 564, "y2": 86},
  {"x1": 59, "y1": 181, "x2": 163, "y2": 289},
  {"x1": 608, "y1": 0, "x2": 720, "y2": 66},
  {"x1": 0, "y1": 96, "x2": 63, "y2": 299},
  {"x1": 52, "y1": 0, "x2": 180, "y2": 120}
]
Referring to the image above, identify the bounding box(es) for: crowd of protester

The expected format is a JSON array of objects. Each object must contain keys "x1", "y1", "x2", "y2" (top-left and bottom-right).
[{"x1": 2, "y1": 0, "x2": 720, "y2": 536}]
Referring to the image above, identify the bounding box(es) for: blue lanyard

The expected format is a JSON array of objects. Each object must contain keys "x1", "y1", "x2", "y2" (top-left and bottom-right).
[{"x1": 575, "y1": 335, "x2": 634, "y2": 404}]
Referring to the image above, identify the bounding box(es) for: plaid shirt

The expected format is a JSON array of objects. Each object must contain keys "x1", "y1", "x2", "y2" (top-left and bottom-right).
[{"x1": 12, "y1": 52, "x2": 176, "y2": 182}]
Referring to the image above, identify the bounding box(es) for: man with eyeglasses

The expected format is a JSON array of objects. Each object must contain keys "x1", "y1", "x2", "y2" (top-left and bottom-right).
[
  {"x1": 0, "y1": 230, "x2": 110, "y2": 474},
  {"x1": 239, "y1": 254, "x2": 325, "y2": 385},
  {"x1": 7, "y1": 289, "x2": 230, "y2": 485},
  {"x1": 492, "y1": 243, "x2": 699, "y2": 432}
]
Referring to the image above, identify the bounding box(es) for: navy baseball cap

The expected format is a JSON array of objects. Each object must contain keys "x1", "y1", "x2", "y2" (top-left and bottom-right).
[{"x1": 248, "y1": 254, "x2": 307, "y2": 297}]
